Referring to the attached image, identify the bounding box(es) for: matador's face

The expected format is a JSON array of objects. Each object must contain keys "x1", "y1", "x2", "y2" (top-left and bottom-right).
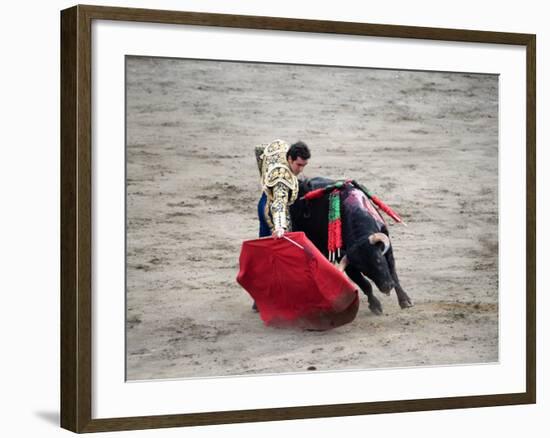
[{"x1": 288, "y1": 157, "x2": 308, "y2": 176}]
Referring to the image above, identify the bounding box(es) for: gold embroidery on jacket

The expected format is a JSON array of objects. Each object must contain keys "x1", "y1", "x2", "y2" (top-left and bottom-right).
[{"x1": 255, "y1": 139, "x2": 298, "y2": 231}]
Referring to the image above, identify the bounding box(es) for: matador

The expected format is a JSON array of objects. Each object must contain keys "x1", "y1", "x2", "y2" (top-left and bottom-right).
[{"x1": 255, "y1": 140, "x2": 311, "y2": 239}]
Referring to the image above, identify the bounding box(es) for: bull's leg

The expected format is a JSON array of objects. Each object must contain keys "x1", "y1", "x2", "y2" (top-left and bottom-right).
[
  {"x1": 385, "y1": 247, "x2": 413, "y2": 309},
  {"x1": 345, "y1": 266, "x2": 383, "y2": 315}
]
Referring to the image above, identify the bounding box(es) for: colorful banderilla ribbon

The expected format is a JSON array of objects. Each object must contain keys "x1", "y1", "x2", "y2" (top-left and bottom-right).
[
  {"x1": 301, "y1": 179, "x2": 406, "y2": 226},
  {"x1": 327, "y1": 189, "x2": 343, "y2": 263},
  {"x1": 349, "y1": 180, "x2": 406, "y2": 226}
]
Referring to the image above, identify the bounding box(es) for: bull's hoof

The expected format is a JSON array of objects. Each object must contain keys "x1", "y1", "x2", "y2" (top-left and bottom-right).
[
  {"x1": 399, "y1": 298, "x2": 414, "y2": 309},
  {"x1": 252, "y1": 302, "x2": 259, "y2": 312},
  {"x1": 369, "y1": 303, "x2": 384, "y2": 315}
]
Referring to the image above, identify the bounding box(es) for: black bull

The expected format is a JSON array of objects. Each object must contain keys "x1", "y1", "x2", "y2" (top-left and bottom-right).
[{"x1": 290, "y1": 177, "x2": 413, "y2": 315}]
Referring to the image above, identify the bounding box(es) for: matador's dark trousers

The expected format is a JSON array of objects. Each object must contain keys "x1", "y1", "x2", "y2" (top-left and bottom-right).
[{"x1": 257, "y1": 192, "x2": 271, "y2": 237}]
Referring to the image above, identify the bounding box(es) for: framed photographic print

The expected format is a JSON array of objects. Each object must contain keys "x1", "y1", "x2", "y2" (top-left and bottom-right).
[{"x1": 60, "y1": 4, "x2": 536, "y2": 433}]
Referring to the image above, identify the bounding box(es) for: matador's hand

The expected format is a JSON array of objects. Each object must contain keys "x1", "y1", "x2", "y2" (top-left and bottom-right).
[{"x1": 272, "y1": 228, "x2": 285, "y2": 239}]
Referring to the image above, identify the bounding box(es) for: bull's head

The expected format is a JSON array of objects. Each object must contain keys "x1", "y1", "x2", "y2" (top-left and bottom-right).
[{"x1": 346, "y1": 233, "x2": 394, "y2": 294}]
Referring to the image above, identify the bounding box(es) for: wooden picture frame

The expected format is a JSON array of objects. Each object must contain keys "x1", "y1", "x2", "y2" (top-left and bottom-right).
[{"x1": 61, "y1": 4, "x2": 536, "y2": 433}]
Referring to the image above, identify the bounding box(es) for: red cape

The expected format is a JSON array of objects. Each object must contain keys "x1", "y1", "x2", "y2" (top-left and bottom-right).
[{"x1": 236, "y1": 232, "x2": 359, "y2": 330}]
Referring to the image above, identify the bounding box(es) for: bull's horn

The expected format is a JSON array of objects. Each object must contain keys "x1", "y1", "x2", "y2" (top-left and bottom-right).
[
  {"x1": 337, "y1": 255, "x2": 349, "y2": 272},
  {"x1": 368, "y1": 233, "x2": 390, "y2": 255}
]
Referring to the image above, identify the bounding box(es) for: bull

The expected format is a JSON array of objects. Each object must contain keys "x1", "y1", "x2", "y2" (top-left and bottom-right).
[{"x1": 290, "y1": 177, "x2": 413, "y2": 315}]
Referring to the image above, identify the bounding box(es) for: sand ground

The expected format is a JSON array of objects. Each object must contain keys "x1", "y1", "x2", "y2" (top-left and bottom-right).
[{"x1": 125, "y1": 56, "x2": 498, "y2": 380}]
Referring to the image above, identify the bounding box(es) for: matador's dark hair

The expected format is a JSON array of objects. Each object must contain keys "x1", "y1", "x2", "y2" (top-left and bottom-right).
[{"x1": 287, "y1": 141, "x2": 311, "y2": 161}]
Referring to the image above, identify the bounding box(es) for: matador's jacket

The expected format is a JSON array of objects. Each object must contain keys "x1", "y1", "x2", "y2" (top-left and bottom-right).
[{"x1": 255, "y1": 139, "x2": 299, "y2": 232}]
